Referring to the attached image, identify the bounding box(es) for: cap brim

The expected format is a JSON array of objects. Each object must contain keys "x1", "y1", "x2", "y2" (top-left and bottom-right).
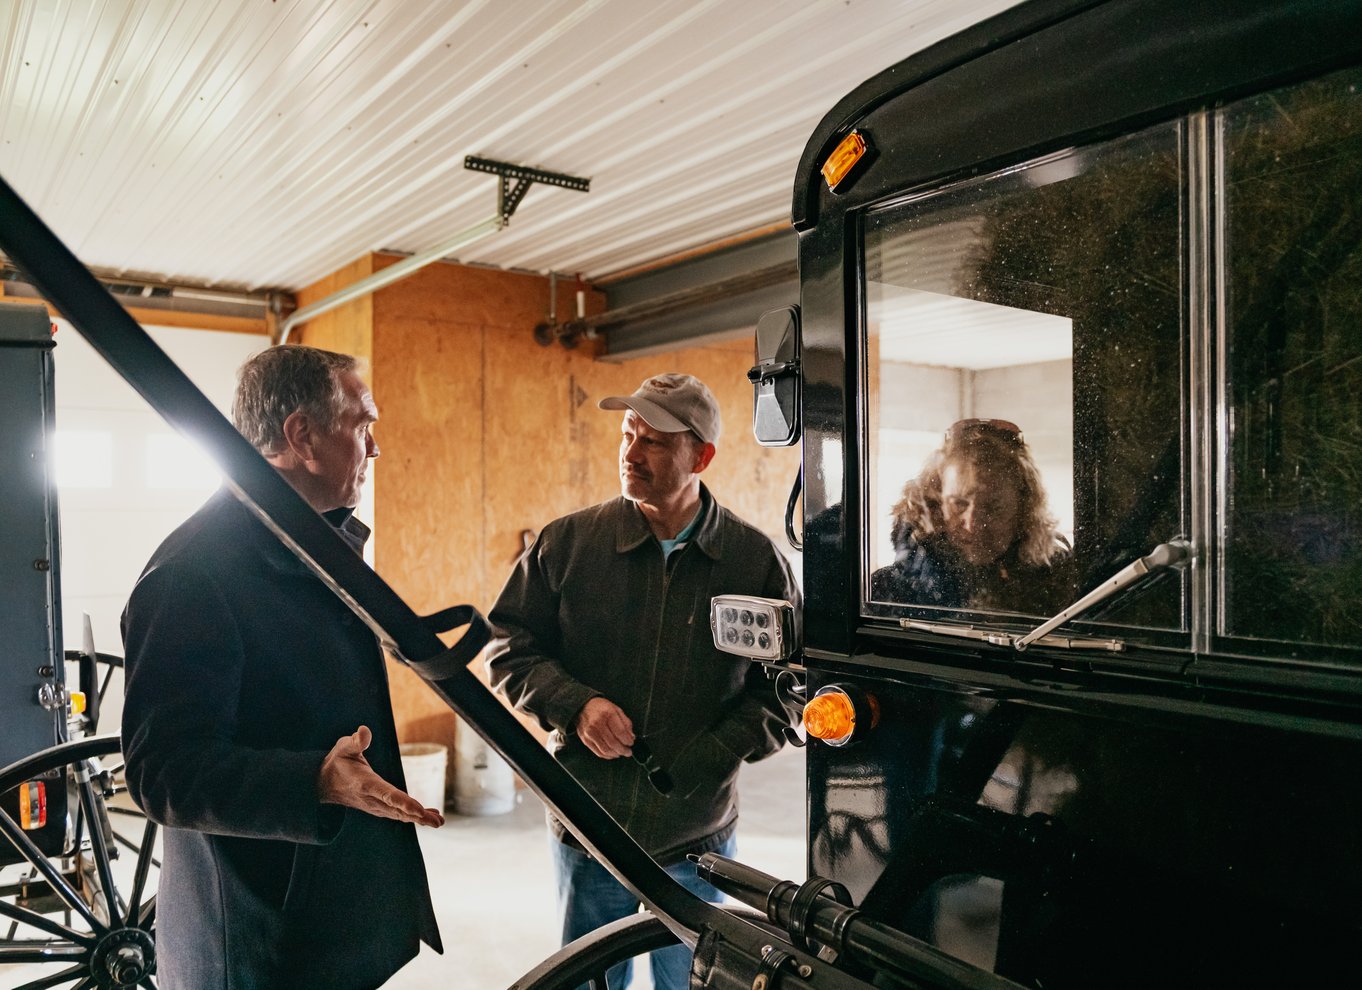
[{"x1": 598, "y1": 395, "x2": 690, "y2": 434}]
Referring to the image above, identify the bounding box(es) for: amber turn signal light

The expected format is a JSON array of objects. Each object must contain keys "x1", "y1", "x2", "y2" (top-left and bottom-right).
[
  {"x1": 821, "y1": 131, "x2": 867, "y2": 191},
  {"x1": 802, "y1": 684, "x2": 879, "y2": 746},
  {"x1": 19, "y1": 780, "x2": 46, "y2": 830}
]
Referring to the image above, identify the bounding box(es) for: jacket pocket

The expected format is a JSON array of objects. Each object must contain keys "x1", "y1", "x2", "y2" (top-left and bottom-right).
[
  {"x1": 671, "y1": 733, "x2": 742, "y2": 801},
  {"x1": 281, "y1": 844, "x2": 318, "y2": 914}
]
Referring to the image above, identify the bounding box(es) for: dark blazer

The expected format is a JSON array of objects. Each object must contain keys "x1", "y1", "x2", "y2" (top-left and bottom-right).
[{"x1": 121, "y1": 489, "x2": 440, "y2": 990}]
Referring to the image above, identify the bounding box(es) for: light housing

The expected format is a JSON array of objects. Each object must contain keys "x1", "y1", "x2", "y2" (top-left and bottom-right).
[{"x1": 709, "y1": 595, "x2": 799, "y2": 663}]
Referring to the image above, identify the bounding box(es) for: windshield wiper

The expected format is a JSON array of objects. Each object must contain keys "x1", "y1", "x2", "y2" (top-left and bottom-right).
[
  {"x1": 897, "y1": 539, "x2": 1191, "y2": 654},
  {"x1": 900, "y1": 618, "x2": 1128, "y2": 652},
  {"x1": 1013, "y1": 539, "x2": 1190, "y2": 651}
]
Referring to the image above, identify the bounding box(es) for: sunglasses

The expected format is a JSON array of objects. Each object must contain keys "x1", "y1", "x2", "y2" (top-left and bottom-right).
[
  {"x1": 631, "y1": 738, "x2": 674, "y2": 795},
  {"x1": 945, "y1": 418, "x2": 1024, "y2": 444}
]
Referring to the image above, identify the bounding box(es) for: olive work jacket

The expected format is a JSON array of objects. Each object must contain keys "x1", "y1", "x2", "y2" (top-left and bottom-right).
[
  {"x1": 487, "y1": 487, "x2": 800, "y2": 865},
  {"x1": 121, "y1": 489, "x2": 440, "y2": 990}
]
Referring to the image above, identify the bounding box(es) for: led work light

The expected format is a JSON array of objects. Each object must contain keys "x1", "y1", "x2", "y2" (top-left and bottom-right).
[{"x1": 709, "y1": 595, "x2": 799, "y2": 663}]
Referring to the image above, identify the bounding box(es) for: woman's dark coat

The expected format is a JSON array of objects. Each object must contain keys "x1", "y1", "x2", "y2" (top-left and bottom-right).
[{"x1": 870, "y1": 511, "x2": 1074, "y2": 615}]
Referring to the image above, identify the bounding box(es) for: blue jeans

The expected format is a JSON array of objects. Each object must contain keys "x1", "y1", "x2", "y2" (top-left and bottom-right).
[{"x1": 550, "y1": 833, "x2": 736, "y2": 990}]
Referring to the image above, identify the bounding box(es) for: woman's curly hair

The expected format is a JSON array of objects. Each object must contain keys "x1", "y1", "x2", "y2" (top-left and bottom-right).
[{"x1": 890, "y1": 421, "x2": 1066, "y2": 567}]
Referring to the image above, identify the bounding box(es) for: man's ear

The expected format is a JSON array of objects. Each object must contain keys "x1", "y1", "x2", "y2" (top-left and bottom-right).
[
  {"x1": 280, "y1": 409, "x2": 317, "y2": 463},
  {"x1": 692, "y1": 442, "x2": 717, "y2": 474}
]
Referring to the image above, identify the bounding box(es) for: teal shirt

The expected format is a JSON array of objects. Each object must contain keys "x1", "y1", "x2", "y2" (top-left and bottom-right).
[{"x1": 659, "y1": 493, "x2": 707, "y2": 558}]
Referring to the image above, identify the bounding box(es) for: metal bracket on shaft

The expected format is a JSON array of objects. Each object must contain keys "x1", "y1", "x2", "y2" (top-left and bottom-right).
[{"x1": 464, "y1": 156, "x2": 591, "y2": 225}]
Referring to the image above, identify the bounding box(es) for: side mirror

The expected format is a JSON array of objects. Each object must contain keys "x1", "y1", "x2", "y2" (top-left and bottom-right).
[{"x1": 748, "y1": 306, "x2": 801, "y2": 446}]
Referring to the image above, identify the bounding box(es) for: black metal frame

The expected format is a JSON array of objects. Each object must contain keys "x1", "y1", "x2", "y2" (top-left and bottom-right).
[{"x1": 463, "y1": 155, "x2": 590, "y2": 224}]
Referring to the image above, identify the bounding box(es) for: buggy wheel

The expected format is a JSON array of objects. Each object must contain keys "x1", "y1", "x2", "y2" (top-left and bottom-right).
[
  {"x1": 0, "y1": 735, "x2": 157, "y2": 990},
  {"x1": 511, "y1": 906, "x2": 772, "y2": 990}
]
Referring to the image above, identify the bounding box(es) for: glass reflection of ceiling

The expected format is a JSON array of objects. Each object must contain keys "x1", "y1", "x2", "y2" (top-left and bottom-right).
[{"x1": 870, "y1": 284, "x2": 1073, "y2": 370}]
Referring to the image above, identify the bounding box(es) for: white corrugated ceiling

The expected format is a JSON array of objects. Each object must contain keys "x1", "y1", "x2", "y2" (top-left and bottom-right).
[{"x1": 0, "y1": 0, "x2": 1019, "y2": 293}]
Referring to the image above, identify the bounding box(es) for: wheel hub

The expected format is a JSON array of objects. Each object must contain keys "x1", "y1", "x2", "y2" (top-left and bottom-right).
[{"x1": 91, "y1": 926, "x2": 155, "y2": 989}]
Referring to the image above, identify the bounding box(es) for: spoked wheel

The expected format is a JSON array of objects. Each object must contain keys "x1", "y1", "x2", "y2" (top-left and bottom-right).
[
  {"x1": 0, "y1": 735, "x2": 158, "y2": 990},
  {"x1": 512, "y1": 906, "x2": 772, "y2": 990}
]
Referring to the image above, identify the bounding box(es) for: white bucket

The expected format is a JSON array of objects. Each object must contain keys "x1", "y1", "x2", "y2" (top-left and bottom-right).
[
  {"x1": 452, "y1": 721, "x2": 515, "y2": 816},
  {"x1": 399, "y1": 742, "x2": 448, "y2": 815}
]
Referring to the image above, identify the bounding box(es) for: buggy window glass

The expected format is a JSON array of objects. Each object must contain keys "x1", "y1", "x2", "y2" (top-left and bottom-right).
[
  {"x1": 863, "y1": 125, "x2": 1184, "y2": 633},
  {"x1": 1223, "y1": 67, "x2": 1362, "y2": 653}
]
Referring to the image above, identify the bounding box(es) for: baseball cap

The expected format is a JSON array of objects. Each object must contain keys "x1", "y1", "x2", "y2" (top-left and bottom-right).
[{"x1": 598, "y1": 373, "x2": 722, "y2": 444}]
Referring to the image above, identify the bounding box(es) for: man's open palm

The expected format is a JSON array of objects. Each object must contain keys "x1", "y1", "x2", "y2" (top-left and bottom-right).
[{"x1": 319, "y1": 725, "x2": 444, "y2": 828}]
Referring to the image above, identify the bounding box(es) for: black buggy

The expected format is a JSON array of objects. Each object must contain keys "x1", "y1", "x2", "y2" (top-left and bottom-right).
[
  {"x1": 0, "y1": 302, "x2": 158, "y2": 989},
  {"x1": 4, "y1": 1, "x2": 1362, "y2": 988}
]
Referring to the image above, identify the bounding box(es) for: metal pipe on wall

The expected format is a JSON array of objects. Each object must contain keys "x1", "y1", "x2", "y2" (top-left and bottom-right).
[{"x1": 276, "y1": 214, "x2": 504, "y2": 344}]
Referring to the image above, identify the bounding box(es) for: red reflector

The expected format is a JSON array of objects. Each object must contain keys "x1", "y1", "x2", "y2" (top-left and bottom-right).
[{"x1": 19, "y1": 780, "x2": 47, "y2": 830}]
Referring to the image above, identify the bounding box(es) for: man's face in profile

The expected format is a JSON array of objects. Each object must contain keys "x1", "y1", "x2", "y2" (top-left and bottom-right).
[{"x1": 310, "y1": 371, "x2": 379, "y2": 510}]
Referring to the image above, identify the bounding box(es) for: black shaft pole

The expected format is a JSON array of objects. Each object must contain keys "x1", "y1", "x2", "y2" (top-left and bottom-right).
[{"x1": 695, "y1": 854, "x2": 1029, "y2": 990}]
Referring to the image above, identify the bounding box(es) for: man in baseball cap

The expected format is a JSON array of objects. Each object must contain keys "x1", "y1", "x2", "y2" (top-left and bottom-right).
[
  {"x1": 597, "y1": 372, "x2": 722, "y2": 444},
  {"x1": 489, "y1": 371, "x2": 797, "y2": 990}
]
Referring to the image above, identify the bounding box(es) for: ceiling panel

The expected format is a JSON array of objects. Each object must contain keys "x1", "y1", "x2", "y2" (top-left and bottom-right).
[{"x1": 0, "y1": 0, "x2": 1020, "y2": 292}]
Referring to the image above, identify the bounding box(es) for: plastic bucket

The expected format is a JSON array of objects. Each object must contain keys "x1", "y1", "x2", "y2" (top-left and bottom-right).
[
  {"x1": 399, "y1": 742, "x2": 448, "y2": 814},
  {"x1": 452, "y1": 721, "x2": 515, "y2": 816}
]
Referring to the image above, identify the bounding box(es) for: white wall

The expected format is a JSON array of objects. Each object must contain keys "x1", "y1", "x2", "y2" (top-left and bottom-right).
[
  {"x1": 51, "y1": 320, "x2": 267, "y2": 730},
  {"x1": 871, "y1": 358, "x2": 1073, "y2": 568}
]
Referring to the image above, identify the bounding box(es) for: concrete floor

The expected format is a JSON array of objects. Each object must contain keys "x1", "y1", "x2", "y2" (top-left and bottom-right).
[
  {"x1": 0, "y1": 745, "x2": 805, "y2": 990},
  {"x1": 389, "y1": 744, "x2": 806, "y2": 989}
]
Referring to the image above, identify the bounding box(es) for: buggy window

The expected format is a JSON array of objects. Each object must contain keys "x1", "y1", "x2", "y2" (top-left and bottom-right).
[
  {"x1": 1222, "y1": 66, "x2": 1362, "y2": 656},
  {"x1": 862, "y1": 124, "x2": 1185, "y2": 637}
]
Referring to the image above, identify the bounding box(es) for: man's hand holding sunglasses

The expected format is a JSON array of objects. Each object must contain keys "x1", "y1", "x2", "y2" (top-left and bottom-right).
[{"x1": 575, "y1": 696, "x2": 636, "y2": 759}]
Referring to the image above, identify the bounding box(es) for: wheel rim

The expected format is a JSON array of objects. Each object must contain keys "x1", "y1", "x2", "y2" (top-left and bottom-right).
[{"x1": 1, "y1": 735, "x2": 158, "y2": 990}]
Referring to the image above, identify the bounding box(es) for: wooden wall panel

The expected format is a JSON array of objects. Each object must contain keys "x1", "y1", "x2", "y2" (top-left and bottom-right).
[
  {"x1": 295, "y1": 255, "x2": 374, "y2": 367},
  {"x1": 311, "y1": 253, "x2": 801, "y2": 793}
]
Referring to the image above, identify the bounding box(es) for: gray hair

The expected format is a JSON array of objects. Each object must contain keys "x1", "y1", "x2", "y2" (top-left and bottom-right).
[{"x1": 232, "y1": 345, "x2": 361, "y2": 455}]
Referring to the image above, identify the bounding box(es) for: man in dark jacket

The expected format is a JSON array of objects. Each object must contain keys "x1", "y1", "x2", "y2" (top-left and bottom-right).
[
  {"x1": 487, "y1": 372, "x2": 799, "y2": 990},
  {"x1": 121, "y1": 345, "x2": 443, "y2": 990}
]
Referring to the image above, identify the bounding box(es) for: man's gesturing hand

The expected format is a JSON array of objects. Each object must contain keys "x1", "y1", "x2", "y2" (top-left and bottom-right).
[
  {"x1": 576, "y1": 697, "x2": 635, "y2": 759},
  {"x1": 318, "y1": 725, "x2": 444, "y2": 828}
]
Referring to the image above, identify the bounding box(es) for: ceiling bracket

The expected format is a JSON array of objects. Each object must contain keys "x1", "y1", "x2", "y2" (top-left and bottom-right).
[
  {"x1": 464, "y1": 156, "x2": 591, "y2": 225},
  {"x1": 276, "y1": 157, "x2": 589, "y2": 344}
]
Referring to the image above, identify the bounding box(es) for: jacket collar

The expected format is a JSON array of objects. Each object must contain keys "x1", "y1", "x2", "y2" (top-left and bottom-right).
[
  {"x1": 323, "y1": 506, "x2": 372, "y2": 555},
  {"x1": 215, "y1": 487, "x2": 371, "y2": 575},
  {"x1": 614, "y1": 483, "x2": 722, "y2": 559}
]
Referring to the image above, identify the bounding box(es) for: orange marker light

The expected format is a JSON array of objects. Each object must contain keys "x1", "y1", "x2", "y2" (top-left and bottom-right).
[
  {"x1": 19, "y1": 781, "x2": 47, "y2": 830},
  {"x1": 803, "y1": 691, "x2": 858, "y2": 745},
  {"x1": 69, "y1": 691, "x2": 87, "y2": 715},
  {"x1": 821, "y1": 131, "x2": 867, "y2": 191}
]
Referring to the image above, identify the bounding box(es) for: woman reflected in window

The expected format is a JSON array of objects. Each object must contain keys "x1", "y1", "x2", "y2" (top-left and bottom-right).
[{"x1": 872, "y1": 419, "x2": 1074, "y2": 613}]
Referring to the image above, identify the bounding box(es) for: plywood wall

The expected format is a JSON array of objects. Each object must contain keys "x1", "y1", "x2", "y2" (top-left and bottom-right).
[
  {"x1": 295, "y1": 255, "x2": 375, "y2": 366},
  {"x1": 298, "y1": 254, "x2": 801, "y2": 767}
]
